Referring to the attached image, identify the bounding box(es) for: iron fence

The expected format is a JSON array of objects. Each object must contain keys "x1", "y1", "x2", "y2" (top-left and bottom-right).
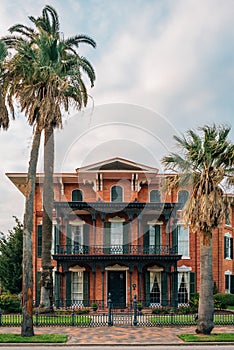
[{"x1": 0, "y1": 295, "x2": 233, "y2": 327}]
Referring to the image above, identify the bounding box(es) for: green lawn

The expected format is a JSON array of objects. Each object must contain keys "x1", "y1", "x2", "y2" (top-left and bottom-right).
[
  {"x1": 179, "y1": 333, "x2": 234, "y2": 342},
  {"x1": 149, "y1": 314, "x2": 234, "y2": 326},
  {"x1": 1, "y1": 314, "x2": 91, "y2": 326},
  {"x1": 0, "y1": 334, "x2": 67, "y2": 343}
]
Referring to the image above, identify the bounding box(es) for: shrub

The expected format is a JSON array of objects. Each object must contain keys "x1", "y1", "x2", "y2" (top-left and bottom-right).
[
  {"x1": 0, "y1": 294, "x2": 21, "y2": 313},
  {"x1": 213, "y1": 293, "x2": 234, "y2": 308}
]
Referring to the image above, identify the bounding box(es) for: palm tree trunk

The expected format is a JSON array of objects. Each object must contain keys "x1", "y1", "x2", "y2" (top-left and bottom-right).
[
  {"x1": 196, "y1": 230, "x2": 214, "y2": 335},
  {"x1": 40, "y1": 126, "x2": 54, "y2": 312},
  {"x1": 21, "y1": 125, "x2": 41, "y2": 336}
]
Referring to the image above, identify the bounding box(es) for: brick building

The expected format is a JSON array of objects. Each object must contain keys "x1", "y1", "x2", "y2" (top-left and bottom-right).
[{"x1": 7, "y1": 157, "x2": 234, "y2": 309}]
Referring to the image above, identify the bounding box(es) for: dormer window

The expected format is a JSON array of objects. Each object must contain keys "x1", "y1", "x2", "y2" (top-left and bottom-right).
[
  {"x1": 150, "y1": 190, "x2": 161, "y2": 203},
  {"x1": 72, "y1": 189, "x2": 83, "y2": 202},
  {"x1": 178, "y1": 190, "x2": 189, "y2": 210},
  {"x1": 111, "y1": 186, "x2": 123, "y2": 202}
]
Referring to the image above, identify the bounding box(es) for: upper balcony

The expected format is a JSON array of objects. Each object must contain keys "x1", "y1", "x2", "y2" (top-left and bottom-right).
[{"x1": 54, "y1": 244, "x2": 178, "y2": 257}]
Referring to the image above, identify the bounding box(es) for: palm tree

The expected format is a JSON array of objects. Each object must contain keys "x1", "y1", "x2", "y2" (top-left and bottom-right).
[
  {"x1": 162, "y1": 124, "x2": 234, "y2": 335},
  {"x1": 0, "y1": 41, "x2": 9, "y2": 130},
  {"x1": 2, "y1": 4, "x2": 95, "y2": 334}
]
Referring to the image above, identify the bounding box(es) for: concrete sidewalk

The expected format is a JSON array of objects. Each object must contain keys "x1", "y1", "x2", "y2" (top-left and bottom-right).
[{"x1": 0, "y1": 325, "x2": 234, "y2": 345}]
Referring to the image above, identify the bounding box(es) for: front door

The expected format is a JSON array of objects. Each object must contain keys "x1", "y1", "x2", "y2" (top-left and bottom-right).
[{"x1": 108, "y1": 271, "x2": 126, "y2": 307}]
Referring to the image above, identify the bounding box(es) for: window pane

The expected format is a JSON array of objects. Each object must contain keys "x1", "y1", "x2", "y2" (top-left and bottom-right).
[
  {"x1": 111, "y1": 186, "x2": 123, "y2": 202},
  {"x1": 150, "y1": 190, "x2": 161, "y2": 202},
  {"x1": 72, "y1": 189, "x2": 83, "y2": 201},
  {"x1": 178, "y1": 226, "x2": 189, "y2": 256},
  {"x1": 178, "y1": 190, "x2": 189, "y2": 210}
]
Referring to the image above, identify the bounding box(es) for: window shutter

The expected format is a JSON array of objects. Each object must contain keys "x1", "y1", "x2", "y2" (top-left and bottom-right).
[
  {"x1": 104, "y1": 222, "x2": 111, "y2": 254},
  {"x1": 190, "y1": 272, "x2": 196, "y2": 295},
  {"x1": 66, "y1": 272, "x2": 71, "y2": 307},
  {"x1": 143, "y1": 226, "x2": 149, "y2": 254},
  {"x1": 161, "y1": 272, "x2": 168, "y2": 306},
  {"x1": 145, "y1": 271, "x2": 150, "y2": 306},
  {"x1": 155, "y1": 225, "x2": 161, "y2": 247},
  {"x1": 231, "y1": 238, "x2": 233, "y2": 259},
  {"x1": 37, "y1": 225, "x2": 42, "y2": 258},
  {"x1": 230, "y1": 275, "x2": 234, "y2": 294},
  {"x1": 83, "y1": 224, "x2": 89, "y2": 253},
  {"x1": 36, "y1": 271, "x2": 41, "y2": 307},
  {"x1": 225, "y1": 275, "x2": 229, "y2": 290},
  {"x1": 123, "y1": 222, "x2": 129, "y2": 253},
  {"x1": 83, "y1": 271, "x2": 89, "y2": 306},
  {"x1": 172, "y1": 225, "x2": 178, "y2": 253},
  {"x1": 66, "y1": 224, "x2": 71, "y2": 254}
]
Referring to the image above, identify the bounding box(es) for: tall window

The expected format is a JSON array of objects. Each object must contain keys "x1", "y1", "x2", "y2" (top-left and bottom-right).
[
  {"x1": 178, "y1": 190, "x2": 189, "y2": 210},
  {"x1": 178, "y1": 225, "x2": 189, "y2": 257},
  {"x1": 111, "y1": 186, "x2": 123, "y2": 202},
  {"x1": 224, "y1": 234, "x2": 233, "y2": 259},
  {"x1": 71, "y1": 271, "x2": 83, "y2": 304},
  {"x1": 111, "y1": 222, "x2": 123, "y2": 254},
  {"x1": 225, "y1": 271, "x2": 234, "y2": 294},
  {"x1": 150, "y1": 190, "x2": 161, "y2": 202},
  {"x1": 149, "y1": 272, "x2": 161, "y2": 305},
  {"x1": 178, "y1": 272, "x2": 189, "y2": 304},
  {"x1": 72, "y1": 189, "x2": 83, "y2": 202}
]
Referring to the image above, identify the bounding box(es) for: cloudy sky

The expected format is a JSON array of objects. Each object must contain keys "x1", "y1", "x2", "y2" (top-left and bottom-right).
[{"x1": 0, "y1": 0, "x2": 234, "y2": 233}]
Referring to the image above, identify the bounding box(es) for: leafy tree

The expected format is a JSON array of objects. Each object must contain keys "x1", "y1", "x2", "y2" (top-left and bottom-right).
[
  {"x1": 0, "y1": 217, "x2": 23, "y2": 294},
  {"x1": 162, "y1": 124, "x2": 234, "y2": 335}
]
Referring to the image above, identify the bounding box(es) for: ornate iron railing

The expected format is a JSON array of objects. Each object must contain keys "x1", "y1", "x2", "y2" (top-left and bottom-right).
[{"x1": 55, "y1": 244, "x2": 178, "y2": 255}]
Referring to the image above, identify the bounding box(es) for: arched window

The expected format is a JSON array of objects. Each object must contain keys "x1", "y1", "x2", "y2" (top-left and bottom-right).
[
  {"x1": 72, "y1": 189, "x2": 83, "y2": 202},
  {"x1": 111, "y1": 186, "x2": 123, "y2": 202},
  {"x1": 178, "y1": 190, "x2": 189, "y2": 210},
  {"x1": 150, "y1": 190, "x2": 161, "y2": 203}
]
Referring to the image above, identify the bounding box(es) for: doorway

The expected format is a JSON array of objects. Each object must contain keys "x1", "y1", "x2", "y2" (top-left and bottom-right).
[{"x1": 108, "y1": 271, "x2": 126, "y2": 307}]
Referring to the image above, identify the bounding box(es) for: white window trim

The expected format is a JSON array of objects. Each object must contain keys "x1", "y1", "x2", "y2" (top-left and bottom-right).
[{"x1": 224, "y1": 233, "x2": 232, "y2": 260}]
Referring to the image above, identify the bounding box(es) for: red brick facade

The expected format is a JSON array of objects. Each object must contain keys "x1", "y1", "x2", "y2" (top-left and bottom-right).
[{"x1": 7, "y1": 157, "x2": 234, "y2": 309}]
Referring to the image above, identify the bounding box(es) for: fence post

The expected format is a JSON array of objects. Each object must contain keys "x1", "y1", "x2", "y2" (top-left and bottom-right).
[
  {"x1": 71, "y1": 308, "x2": 75, "y2": 326},
  {"x1": 108, "y1": 293, "x2": 113, "y2": 326},
  {"x1": 35, "y1": 310, "x2": 39, "y2": 327},
  {"x1": 133, "y1": 294, "x2": 138, "y2": 326}
]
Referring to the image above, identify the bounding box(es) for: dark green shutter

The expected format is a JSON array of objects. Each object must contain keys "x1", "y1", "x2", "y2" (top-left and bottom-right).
[
  {"x1": 230, "y1": 275, "x2": 234, "y2": 294},
  {"x1": 143, "y1": 226, "x2": 149, "y2": 254},
  {"x1": 104, "y1": 222, "x2": 111, "y2": 253},
  {"x1": 123, "y1": 222, "x2": 129, "y2": 253},
  {"x1": 83, "y1": 224, "x2": 89, "y2": 253},
  {"x1": 161, "y1": 272, "x2": 168, "y2": 306},
  {"x1": 224, "y1": 236, "x2": 228, "y2": 258},
  {"x1": 83, "y1": 271, "x2": 89, "y2": 306},
  {"x1": 172, "y1": 225, "x2": 178, "y2": 253},
  {"x1": 231, "y1": 238, "x2": 233, "y2": 259},
  {"x1": 36, "y1": 272, "x2": 41, "y2": 307},
  {"x1": 66, "y1": 224, "x2": 72, "y2": 254},
  {"x1": 190, "y1": 272, "x2": 196, "y2": 295},
  {"x1": 171, "y1": 272, "x2": 178, "y2": 307},
  {"x1": 66, "y1": 272, "x2": 71, "y2": 307},
  {"x1": 155, "y1": 225, "x2": 161, "y2": 252},
  {"x1": 145, "y1": 271, "x2": 150, "y2": 306},
  {"x1": 37, "y1": 225, "x2": 42, "y2": 258}
]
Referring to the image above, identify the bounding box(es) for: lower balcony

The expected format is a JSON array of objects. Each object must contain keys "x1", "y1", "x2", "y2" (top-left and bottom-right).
[{"x1": 54, "y1": 244, "x2": 178, "y2": 256}]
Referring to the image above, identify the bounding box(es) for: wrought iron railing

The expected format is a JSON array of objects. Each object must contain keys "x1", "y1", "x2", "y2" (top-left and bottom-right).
[
  {"x1": 54, "y1": 244, "x2": 178, "y2": 255},
  {"x1": 1, "y1": 299, "x2": 234, "y2": 327}
]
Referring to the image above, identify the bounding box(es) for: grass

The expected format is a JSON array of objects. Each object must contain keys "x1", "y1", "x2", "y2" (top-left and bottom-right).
[
  {"x1": 179, "y1": 333, "x2": 234, "y2": 342},
  {"x1": 227, "y1": 305, "x2": 234, "y2": 310},
  {"x1": 0, "y1": 334, "x2": 67, "y2": 343},
  {"x1": 1, "y1": 314, "x2": 92, "y2": 326},
  {"x1": 149, "y1": 314, "x2": 234, "y2": 326}
]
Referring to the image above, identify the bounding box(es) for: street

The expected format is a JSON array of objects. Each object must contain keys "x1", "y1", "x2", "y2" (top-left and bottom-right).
[{"x1": 0, "y1": 346, "x2": 234, "y2": 350}]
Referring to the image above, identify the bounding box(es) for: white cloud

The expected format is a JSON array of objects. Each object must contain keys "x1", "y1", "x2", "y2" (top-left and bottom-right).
[{"x1": 0, "y1": 0, "x2": 233, "y2": 232}]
